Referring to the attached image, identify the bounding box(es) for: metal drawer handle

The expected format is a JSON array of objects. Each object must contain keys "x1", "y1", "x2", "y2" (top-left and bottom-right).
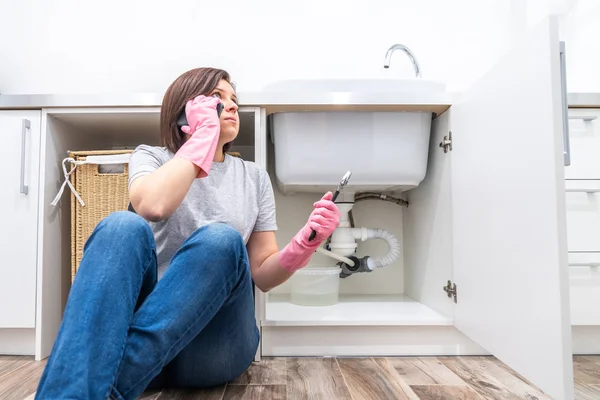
[
  {"x1": 568, "y1": 116, "x2": 598, "y2": 122},
  {"x1": 565, "y1": 179, "x2": 600, "y2": 194},
  {"x1": 569, "y1": 262, "x2": 600, "y2": 267},
  {"x1": 559, "y1": 42, "x2": 570, "y2": 166},
  {"x1": 565, "y1": 188, "x2": 600, "y2": 193},
  {"x1": 20, "y1": 119, "x2": 29, "y2": 195}
]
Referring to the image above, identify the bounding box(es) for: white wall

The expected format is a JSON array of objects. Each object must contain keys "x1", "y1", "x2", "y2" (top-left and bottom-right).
[
  {"x1": 523, "y1": 0, "x2": 600, "y2": 92},
  {"x1": 1, "y1": 0, "x2": 597, "y2": 94},
  {"x1": 0, "y1": 0, "x2": 516, "y2": 95},
  {"x1": 558, "y1": 1, "x2": 600, "y2": 93}
]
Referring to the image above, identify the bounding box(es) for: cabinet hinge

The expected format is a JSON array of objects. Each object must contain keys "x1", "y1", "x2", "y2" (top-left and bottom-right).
[
  {"x1": 443, "y1": 280, "x2": 457, "y2": 303},
  {"x1": 439, "y1": 131, "x2": 452, "y2": 153}
]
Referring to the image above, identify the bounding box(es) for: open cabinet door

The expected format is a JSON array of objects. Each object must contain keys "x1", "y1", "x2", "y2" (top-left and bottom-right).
[{"x1": 450, "y1": 16, "x2": 573, "y2": 400}]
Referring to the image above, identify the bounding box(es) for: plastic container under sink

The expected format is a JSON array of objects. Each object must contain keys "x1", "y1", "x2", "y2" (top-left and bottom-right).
[{"x1": 290, "y1": 267, "x2": 341, "y2": 306}]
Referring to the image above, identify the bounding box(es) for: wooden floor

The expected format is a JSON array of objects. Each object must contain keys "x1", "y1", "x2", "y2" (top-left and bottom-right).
[{"x1": 1, "y1": 355, "x2": 599, "y2": 399}]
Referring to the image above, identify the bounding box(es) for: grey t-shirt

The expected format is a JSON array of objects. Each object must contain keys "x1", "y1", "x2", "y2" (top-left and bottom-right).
[{"x1": 128, "y1": 144, "x2": 278, "y2": 278}]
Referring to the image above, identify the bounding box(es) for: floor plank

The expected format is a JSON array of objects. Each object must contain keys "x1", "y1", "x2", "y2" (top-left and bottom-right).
[
  {"x1": 580, "y1": 356, "x2": 600, "y2": 364},
  {"x1": 286, "y1": 357, "x2": 351, "y2": 400},
  {"x1": 573, "y1": 358, "x2": 600, "y2": 385},
  {"x1": 138, "y1": 389, "x2": 162, "y2": 399},
  {"x1": 0, "y1": 356, "x2": 33, "y2": 380},
  {"x1": 3, "y1": 355, "x2": 598, "y2": 399},
  {"x1": 439, "y1": 356, "x2": 550, "y2": 400},
  {"x1": 410, "y1": 385, "x2": 485, "y2": 400},
  {"x1": 388, "y1": 357, "x2": 465, "y2": 385},
  {"x1": 223, "y1": 385, "x2": 286, "y2": 400},
  {"x1": 0, "y1": 359, "x2": 47, "y2": 400},
  {"x1": 156, "y1": 386, "x2": 226, "y2": 400},
  {"x1": 229, "y1": 358, "x2": 287, "y2": 385},
  {"x1": 574, "y1": 383, "x2": 600, "y2": 400},
  {"x1": 337, "y1": 358, "x2": 418, "y2": 400}
]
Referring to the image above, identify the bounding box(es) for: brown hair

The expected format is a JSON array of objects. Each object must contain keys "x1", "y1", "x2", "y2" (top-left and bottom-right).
[{"x1": 160, "y1": 67, "x2": 235, "y2": 154}]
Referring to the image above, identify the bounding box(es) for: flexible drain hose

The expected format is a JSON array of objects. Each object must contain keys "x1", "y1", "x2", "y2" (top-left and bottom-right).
[{"x1": 365, "y1": 228, "x2": 401, "y2": 270}]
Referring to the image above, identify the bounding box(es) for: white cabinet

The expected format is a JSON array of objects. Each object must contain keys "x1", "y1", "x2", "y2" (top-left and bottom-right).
[
  {"x1": 565, "y1": 185, "x2": 600, "y2": 252},
  {"x1": 564, "y1": 107, "x2": 600, "y2": 353},
  {"x1": 564, "y1": 109, "x2": 600, "y2": 252},
  {"x1": 568, "y1": 252, "x2": 600, "y2": 326},
  {"x1": 0, "y1": 110, "x2": 41, "y2": 328},
  {"x1": 259, "y1": 17, "x2": 574, "y2": 400},
  {"x1": 565, "y1": 109, "x2": 600, "y2": 180}
]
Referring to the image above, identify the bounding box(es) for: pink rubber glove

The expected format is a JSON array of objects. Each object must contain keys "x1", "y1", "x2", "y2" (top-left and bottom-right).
[
  {"x1": 174, "y1": 95, "x2": 222, "y2": 178},
  {"x1": 278, "y1": 192, "x2": 341, "y2": 272}
]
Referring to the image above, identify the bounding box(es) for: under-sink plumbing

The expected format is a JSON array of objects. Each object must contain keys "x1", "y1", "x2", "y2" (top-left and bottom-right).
[
  {"x1": 316, "y1": 191, "x2": 407, "y2": 278},
  {"x1": 383, "y1": 44, "x2": 422, "y2": 78}
]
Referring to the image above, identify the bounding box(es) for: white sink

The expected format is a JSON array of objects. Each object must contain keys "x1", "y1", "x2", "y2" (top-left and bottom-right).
[
  {"x1": 263, "y1": 77, "x2": 446, "y2": 94},
  {"x1": 264, "y1": 77, "x2": 447, "y2": 195}
]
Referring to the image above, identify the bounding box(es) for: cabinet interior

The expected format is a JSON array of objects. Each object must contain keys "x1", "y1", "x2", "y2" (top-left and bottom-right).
[
  {"x1": 40, "y1": 106, "x2": 456, "y2": 328},
  {"x1": 263, "y1": 111, "x2": 456, "y2": 326}
]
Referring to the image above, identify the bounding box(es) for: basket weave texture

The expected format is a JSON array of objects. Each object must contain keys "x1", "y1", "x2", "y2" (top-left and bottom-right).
[{"x1": 69, "y1": 149, "x2": 133, "y2": 281}]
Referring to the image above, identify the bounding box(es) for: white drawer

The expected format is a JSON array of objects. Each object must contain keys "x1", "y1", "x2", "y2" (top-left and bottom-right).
[
  {"x1": 568, "y1": 252, "x2": 600, "y2": 326},
  {"x1": 566, "y1": 180, "x2": 600, "y2": 252},
  {"x1": 565, "y1": 108, "x2": 600, "y2": 179}
]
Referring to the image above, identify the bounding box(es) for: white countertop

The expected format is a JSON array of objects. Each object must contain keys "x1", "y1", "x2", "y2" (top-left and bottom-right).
[
  {"x1": 568, "y1": 93, "x2": 600, "y2": 107},
  {"x1": 0, "y1": 90, "x2": 455, "y2": 108},
  {"x1": 0, "y1": 91, "x2": 597, "y2": 109}
]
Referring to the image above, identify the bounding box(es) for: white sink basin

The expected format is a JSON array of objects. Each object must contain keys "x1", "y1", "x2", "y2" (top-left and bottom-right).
[
  {"x1": 263, "y1": 78, "x2": 446, "y2": 94},
  {"x1": 264, "y1": 77, "x2": 448, "y2": 194}
]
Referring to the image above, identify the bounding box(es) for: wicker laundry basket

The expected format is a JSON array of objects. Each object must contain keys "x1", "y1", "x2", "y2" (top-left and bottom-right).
[{"x1": 68, "y1": 149, "x2": 133, "y2": 281}]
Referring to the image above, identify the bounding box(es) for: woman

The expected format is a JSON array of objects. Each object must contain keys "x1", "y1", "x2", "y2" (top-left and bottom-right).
[{"x1": 35, "y1": 67, "x2": 340, "y2": 400}]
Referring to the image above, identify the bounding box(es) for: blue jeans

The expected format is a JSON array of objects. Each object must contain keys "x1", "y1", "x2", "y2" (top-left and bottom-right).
[{"x1": 35, "y1": 211, "x2": 260, "y2": 400}]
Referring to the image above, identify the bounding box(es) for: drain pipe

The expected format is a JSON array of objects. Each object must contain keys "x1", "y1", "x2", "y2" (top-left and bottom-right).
[
  {"x1": 364, "y1": 228, "x2": 401, "y2": 270},
  {"x1": 315, "y1": 191, "x2": 402, "y2": 277}
]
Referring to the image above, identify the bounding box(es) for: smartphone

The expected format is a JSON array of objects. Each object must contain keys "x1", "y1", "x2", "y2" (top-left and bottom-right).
[{"x1": 177, "y1": 101, "x2": 224, "y2": 131}]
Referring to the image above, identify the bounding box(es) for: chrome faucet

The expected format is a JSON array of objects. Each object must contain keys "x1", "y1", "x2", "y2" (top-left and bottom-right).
[{"x1": 383, "y1": 44, "x2": 422, "y2": 78}]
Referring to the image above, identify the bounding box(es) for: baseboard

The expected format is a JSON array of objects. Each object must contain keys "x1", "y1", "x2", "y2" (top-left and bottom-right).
[
  {"x1": 260, "y1": 325, "x2": 489, "y2": 357},
  {"x1": 0, "y1": 328, "x2": 36, "y2": 356},
  {"x1": 572, "y1": 325, "x2": 600, "y2": 354}
]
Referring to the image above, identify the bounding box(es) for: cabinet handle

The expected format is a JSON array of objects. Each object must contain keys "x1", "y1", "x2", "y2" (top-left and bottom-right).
[
  {"x1": 569, "y1": 262, "x2": 600, "y2": 267},
  {"x1": 565, "y1": 188, "x2": 600, "y2": 193},
  {"x1": 565, "y1": 179, "x2": 600, "y2": 194},
  {"x1": 568, "y1": 116, "x2": 597, "y2": 122},
  {"x1": 20, "y1": 119, "x2": 30, "y2": 195},
  {"x1": 559, "y1": 41, "x2": 571, "y2": 166}
]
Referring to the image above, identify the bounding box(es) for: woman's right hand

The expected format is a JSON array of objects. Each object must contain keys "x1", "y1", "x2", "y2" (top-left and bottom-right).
[
  {"x1": 277, "y1": 191, "x2": 341, "y2": 272},
  {"x1": 174, "y1": 94, "x2": 223, "y2": 179},
  {"x1": 180, "y1": 95, "x2": 222, "y2": 135}
]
